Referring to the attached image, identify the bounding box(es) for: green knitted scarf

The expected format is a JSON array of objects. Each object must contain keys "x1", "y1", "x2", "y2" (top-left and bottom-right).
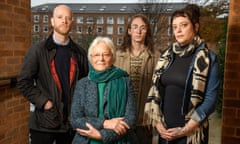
[
  {"x1": 88, "y1": 65, "x2": 131, "y2": 144},
  {"x1": 88, "y1": 65, "x2": 129, "y2": 118}
]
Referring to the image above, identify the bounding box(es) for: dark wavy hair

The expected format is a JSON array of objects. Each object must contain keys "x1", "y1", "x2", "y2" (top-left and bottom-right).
[
  {"x1": 170, "y1": 4, "x2": 201, "y2": 35},
  {"x1": 119, "y1": 14, "x2": 154, "y2": 52}
]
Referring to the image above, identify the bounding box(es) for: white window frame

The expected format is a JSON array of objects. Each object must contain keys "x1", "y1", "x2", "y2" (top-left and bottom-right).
[
  {"x1": 117, "y1": 37, "x2": 123, "y2": 46},
  {"x1": 43, "y1": 25, "x2": 48, "y2": 33},
  {"x1": 118, "y1": 26, "x2": 124, "y2": 35},
  {"x1": 97, "y1": 16, "x2": 104, "y2": 24},
  {"x1": 87, "y1": 26, "x2": 93, "y2": 34},
  {"x1": 86, "y1": 16, "x2": 94, "y2": 24},
  {"x1": 97, "y1": 26, "x2": 103, "y2": 34},
  {"x1": 107, "y1": 16, "x2": 114, "y2": 24},
  {"x1": 33, "y1": 24, "x2": 39, "y2": 32},
  {"x1": 43, "y1": 15, "x2": 48, "y2": 23},
  {"x1": 76, "y1": 26, "x2": 82, "y2": 33},
  {"x1": 107, "y1": 26, "x2": 113, "y2": 35},
  {"x1": 34, "y1": 15, "x2": 39, "y2": 23},
  {"x1": 117, "y1": 16, "x2": 124, "y2": 24},
  {"x1": 76, "y1": 16, "x2": 84, "y2": 23}
]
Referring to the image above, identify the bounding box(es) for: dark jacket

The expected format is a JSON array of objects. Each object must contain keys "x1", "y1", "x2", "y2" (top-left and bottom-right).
[
  {"x1": 17, "y1": 34, "x2": 88, "y2": 132},
  {"x1": 71, "y1": 77, "x2": 137, "y2": 144}
]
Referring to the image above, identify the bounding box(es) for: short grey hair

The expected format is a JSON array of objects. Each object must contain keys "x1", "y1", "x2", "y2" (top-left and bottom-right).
[{"x1": 88, "y1": 36, "x2": 116, "y2": 63}]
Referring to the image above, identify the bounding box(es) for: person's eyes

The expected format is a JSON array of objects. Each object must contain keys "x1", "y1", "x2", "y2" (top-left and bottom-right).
[
  {"x1": 180, "y1": 23, "x2": 188, "y2": 28},
  {"x1": 131, "y1": 25, "x2": 138, "y2": 29},
  {"x1": 172, "y1": 25, "x2": 177, "y2": 30},
  {"x1": 172, "y1": 23, "x2": 188, "y2": 30},
  {"x1": 57, "y1": 16, "x2": 62, "y2": 19},
  {"x1": 56, "y1": 16, "x2": 72, "y2": 22},
  {"x1": 91, "y1": 53, "x2": 112, "y2": 58},
  {"x1": 103, "y1": 53, "x2": 111, "y2": 57}
]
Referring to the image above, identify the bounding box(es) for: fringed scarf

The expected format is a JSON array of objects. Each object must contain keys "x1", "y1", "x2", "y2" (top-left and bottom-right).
[{"x1": 143, "y1": 36, "x2": 210, "y2": 144}]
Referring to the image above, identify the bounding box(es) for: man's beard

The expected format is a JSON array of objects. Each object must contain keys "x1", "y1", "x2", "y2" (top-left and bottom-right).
[{"x1": 54, "y1": 26, "x2": 70, "y2": 36}]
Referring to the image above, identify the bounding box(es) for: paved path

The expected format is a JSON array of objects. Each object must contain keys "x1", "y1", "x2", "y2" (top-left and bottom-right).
[{"x1": 209, "y1": 112, "x2": 222, "y2": 144}]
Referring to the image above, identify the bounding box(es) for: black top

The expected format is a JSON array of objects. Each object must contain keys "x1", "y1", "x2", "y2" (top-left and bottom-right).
[
  {"x1": 55, "y1": 44, "x2": 71, "y2": 123},
  {"x1": 161, "y1": 53, "x2": 193, "y2": 128}
]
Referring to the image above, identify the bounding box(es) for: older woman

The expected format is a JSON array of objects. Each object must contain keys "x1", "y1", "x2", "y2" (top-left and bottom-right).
[
  {"x1": 71, "y1": 36, "x2": 138, "y2": 144},
  {"x1": 144, "y1": 4, "x2": 220, "y2": 144}
]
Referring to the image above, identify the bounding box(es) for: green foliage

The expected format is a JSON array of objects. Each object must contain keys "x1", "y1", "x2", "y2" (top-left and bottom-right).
[
  {"x1": 200, "y1": 1, "x2": 228, "y2": 116},
  {"x1": 31, "y1": 35, "x2": 41, "y2": 45},
  {"x1": 200, "y1": 4, "x2": 226, "y2": 43},
  {"x1": 216, "y1": 17, "x2": 227, "y2": 116},
  {"x1": 200, "y1": 17, "x2": 223, "y2": 42}
]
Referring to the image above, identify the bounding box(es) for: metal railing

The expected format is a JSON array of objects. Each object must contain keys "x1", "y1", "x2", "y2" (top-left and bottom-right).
[{"x1": 0, "y1": 75, "x2": 17, "y2": 87}]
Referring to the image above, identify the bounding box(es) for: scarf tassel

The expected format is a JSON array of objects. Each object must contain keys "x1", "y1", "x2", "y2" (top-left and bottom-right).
[{"x1": 143, "y1": 86, "x2": 161, "y2": 127}]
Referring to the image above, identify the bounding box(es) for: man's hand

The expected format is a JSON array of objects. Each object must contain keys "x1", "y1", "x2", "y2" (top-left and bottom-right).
[{"x1": 44, "y1": 100, "x2": 53, "y2": 110}]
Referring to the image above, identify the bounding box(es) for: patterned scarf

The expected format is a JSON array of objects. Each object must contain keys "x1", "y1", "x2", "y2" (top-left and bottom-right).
[{"x1": 143, "y1": 36, "x2": 210, "y2": 144}]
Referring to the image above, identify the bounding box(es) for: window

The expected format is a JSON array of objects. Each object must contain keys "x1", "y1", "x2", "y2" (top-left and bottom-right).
[
  {"x1": 87, "y1": 26, "x2": 93, "y2": 34},
  {"x1": 150, "y1": 17, "x2": 157, "y2": 24},
  {"x1": 168, "y1": 27, "x2": 171, "y2": 36},
  {"x1": 117, "y1": 16, "x2": 124, "y2": 24},
  {"x1": 97, "y1": 26, "x2": 103, "y2": 34},
  {"x1": 118, "y1": 26, "x2": 124, "y2": 35},
  {"x1": 168, "y1": 16, "x2": 172, "y2": 36},
  {"x1": 76, "y1": 16, "x2": 84, "y2": 23},
  {"x1": 127, "y1": 16, "x2": 131, "y2": 23},
  {"x1": 107, "y1": 16, "x2": 114, "y2": 24},
  {"x1": 76, "y1": 26, "x2": 82, "y2": 33},
  {"x1": 117, "y1": 37, "x2": 123, "y2": 46},
  {"x1": 34, "y1": 15, "x2": 39, "y2": 23},
  {"x1": 33, "y1": 24, "x2": 39, "y2": 32},
  {"x1": 107, "y1": 26, "x2": 113, "y2": 35},
  {"x1": 86, "y1": 16, "x2": 94, "y2": 24},
  {"x1": 43, "y1": 25, "x2": 48, "y2": 33},
  {"x1": 153, "y1": 26, "x2": 157, "y2": 35},
  {"x1": 97, "y1": 16, "x2": 104, "y2": 24},
  {"x1": 43, "y1": 15, "x2": 48, "y2": 23}
]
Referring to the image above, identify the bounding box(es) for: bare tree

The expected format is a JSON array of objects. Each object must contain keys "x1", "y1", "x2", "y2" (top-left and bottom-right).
[
  {"x1": 72, "y1": 16, "x2": 98, "y2": 51},
  {"x1": 134, "y1": 0, "x2": 186, "y2": 52}
]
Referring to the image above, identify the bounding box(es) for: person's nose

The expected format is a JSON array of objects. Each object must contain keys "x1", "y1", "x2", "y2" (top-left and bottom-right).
[
  {"x1": 99, "y1": 54, "x2": 105, "y2": 60},
  {"x1": 175, "y1": 26, "x2": 182, "y2": 33},
  {"x1": 63, "y1": 17, "x2": 68, "y2": 24}
]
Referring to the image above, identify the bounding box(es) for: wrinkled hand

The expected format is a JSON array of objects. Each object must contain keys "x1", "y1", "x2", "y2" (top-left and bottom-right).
[
  {"x1": 76, "y1": 123, "x2": 102, "y2": 140},
  {"x1": 103, "y1": 117, "x2": 130, "y2": 135}
]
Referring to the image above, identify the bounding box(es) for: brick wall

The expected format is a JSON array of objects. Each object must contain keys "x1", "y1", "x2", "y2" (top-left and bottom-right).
[
  {"x1": 0, "y1": 0, "x2": 31, "y2": 144},
  {"x1": 0, "y1": 86, "x2": 29, "y2": 144},
  {"x1": 222, "y1": 0, "x2": 240, "y2": 144}
]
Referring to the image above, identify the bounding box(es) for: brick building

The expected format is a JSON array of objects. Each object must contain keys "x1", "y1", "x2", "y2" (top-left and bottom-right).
[{"x1": 31, "y1": 3, "x2": 186, "y2": 51}]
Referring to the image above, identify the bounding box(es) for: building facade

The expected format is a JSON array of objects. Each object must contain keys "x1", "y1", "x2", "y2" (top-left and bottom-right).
[{"x1": 31, "y1": 3, "x2": 187, "y2": 50}]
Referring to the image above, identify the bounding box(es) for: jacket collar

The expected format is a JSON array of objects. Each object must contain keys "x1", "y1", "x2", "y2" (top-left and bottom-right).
[{"x1": 45, "y1": 32, "x2": 75, "y2": 52}]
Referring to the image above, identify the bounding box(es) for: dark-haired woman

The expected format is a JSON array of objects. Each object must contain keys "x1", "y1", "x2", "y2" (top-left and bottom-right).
[{"x1": 144, "y1": 4, "x2": 220, "y2": 144}]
